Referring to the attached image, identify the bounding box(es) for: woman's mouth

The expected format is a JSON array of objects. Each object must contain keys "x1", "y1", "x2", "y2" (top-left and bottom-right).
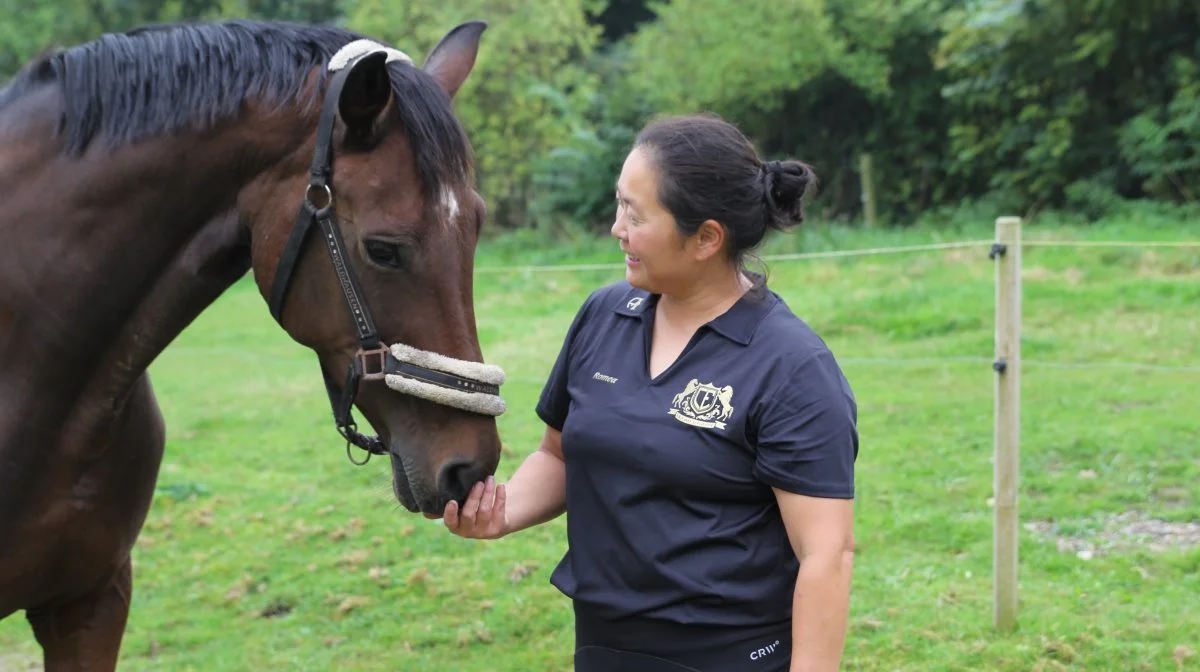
[{"x1": 625, "y1": 254, "x2": 641, "y2": 266}]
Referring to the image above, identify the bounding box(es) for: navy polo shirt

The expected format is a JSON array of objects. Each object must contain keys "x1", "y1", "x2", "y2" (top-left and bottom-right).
[{"x1": 536, "y1": 280, "x2": 858, "y2": 629}]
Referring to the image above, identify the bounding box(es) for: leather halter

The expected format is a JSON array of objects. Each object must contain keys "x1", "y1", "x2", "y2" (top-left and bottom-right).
[{"x1": 266, "y1": 56, "x2": 501, "y2": 465}]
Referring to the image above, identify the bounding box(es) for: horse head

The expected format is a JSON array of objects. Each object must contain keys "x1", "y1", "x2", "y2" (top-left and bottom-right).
[{"x1": 242, "y1": 23, "x2": 501, "y2": 516}]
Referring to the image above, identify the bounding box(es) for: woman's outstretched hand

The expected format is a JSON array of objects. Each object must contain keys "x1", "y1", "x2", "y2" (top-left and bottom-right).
[{"x1": 443, "y1": 475, "x2": 508, "y2": 540}]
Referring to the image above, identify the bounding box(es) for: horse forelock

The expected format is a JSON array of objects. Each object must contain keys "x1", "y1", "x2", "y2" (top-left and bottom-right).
[{"x1": 0, "y1": 20, "x2": 472, "y2": 201}]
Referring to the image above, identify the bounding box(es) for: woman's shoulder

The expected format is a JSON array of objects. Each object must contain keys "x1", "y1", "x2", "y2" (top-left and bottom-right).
[
  {"x1": 749, "y1": 289, "x2": 856, "y2": 398},
  {"x1": 753, "y1": 289, "x2": 837, "y2": 363}
]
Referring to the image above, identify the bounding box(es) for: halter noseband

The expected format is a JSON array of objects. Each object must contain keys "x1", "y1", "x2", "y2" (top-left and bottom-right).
[{"x1": 266, "y1": 43, "x2": 505, "y2": 465}]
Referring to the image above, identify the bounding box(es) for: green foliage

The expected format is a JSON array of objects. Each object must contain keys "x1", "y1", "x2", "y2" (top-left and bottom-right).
[
  {"x1": 937, "y1": 0, "x2": 1200, "y2": 213},
  {"x1": 626, "y1": 0, "x2": 848, "y2": 119},
  {"x1": 0, "y1": 3, "x2": 64, "y2": 79},
  {"x1": 237, "y1": 0, "x2": 342, "y2": 24},
  {"x1": 1117, "y1": 55, "x2": 1200, "y2": 203},
  {"x1": 524, "y1": 96, "x2": 636, "y2": 235},
  {"x1": 525, "y1": 44, "x2": 651, "y2": 234},
  {"x1": 786, "y1": 0, "x2": 960, "y2": 221},
  {"x1": 591, "y1": 0, "x2": 656, "y2": 43}
]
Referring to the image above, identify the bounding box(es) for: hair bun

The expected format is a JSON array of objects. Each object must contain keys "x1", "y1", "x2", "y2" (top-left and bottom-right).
[{"x1": 761, "y1": 159, "x2": 817, "y2": 231}]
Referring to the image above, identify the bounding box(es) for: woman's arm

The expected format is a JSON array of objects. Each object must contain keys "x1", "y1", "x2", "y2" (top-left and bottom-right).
[
  {"x1": 443, "y1": 425, "x2": 567, "y2": 539},
  {"x1": 773, "y1": 489, "x2": 856, "y2": 672}
]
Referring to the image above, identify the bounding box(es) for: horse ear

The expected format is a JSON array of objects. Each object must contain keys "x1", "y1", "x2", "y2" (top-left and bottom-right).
[
  {"x1": 338, "y1": 51, "x2": 393, "y2": 140},
  {"x1": 423, "y1": 21, "x2": 486, "y2": 99}
]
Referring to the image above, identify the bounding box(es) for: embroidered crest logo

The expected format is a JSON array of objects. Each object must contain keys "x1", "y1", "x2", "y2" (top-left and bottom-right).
[{"x1": 669, "y1": 378, "x2": 734, "y2": 429}]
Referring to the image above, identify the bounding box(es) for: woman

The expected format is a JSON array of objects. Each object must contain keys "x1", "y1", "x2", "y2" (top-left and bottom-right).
[{"x1": 442, "y1": 113, "x2": 858, "y2": 672}]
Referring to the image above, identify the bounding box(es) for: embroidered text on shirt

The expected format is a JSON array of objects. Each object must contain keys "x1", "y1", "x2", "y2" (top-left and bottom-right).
[
  {"x1": 749, "y1": 640, "x2": 781, "y2": 661},
  {"x1": 592, "y1": 372, "x2": 619, "y2": 384}
]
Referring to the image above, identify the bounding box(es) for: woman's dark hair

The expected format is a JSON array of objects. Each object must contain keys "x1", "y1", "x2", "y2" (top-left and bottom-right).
[{"x1": 634, "y1": 113, "x2": 817, "y2": 270}]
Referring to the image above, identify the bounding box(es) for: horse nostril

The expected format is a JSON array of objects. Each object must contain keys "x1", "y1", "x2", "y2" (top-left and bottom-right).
[{"x1": 438, "y1": 459, "x2": 489, "y2": 505}]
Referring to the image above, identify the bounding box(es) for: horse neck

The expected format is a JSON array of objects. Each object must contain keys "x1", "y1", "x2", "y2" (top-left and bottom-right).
[{"x1": 0, "y1": 94, "x2": 314, "y2": 452}]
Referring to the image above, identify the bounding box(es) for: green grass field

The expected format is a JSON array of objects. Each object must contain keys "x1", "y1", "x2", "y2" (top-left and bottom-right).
[{"x1": 2, "y1": 210, "x2": 1198, "y2": 671}]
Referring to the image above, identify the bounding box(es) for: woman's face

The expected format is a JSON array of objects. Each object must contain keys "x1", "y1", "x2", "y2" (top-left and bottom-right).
[{"x1": 611, "y1": 146, "x2": 694, "y2": 294}]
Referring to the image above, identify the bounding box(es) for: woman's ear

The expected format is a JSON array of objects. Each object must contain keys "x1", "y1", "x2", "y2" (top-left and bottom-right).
[{"x1": 690, "y1": 219, "x2": 727, "y2": 261}]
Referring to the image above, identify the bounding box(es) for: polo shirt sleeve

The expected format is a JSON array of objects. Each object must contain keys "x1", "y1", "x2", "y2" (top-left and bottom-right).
[
  {"x1": 535, "y1": 290, "x2": 601, "y2": 431},
  {"x1": 752, "y1": 350, "x2": 858, "y2": 499}
]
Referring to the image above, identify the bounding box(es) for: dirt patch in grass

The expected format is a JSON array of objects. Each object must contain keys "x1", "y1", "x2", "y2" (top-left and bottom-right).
[{"x1": 1026, "y1": 511, "x2": 1200, "y2": 559}]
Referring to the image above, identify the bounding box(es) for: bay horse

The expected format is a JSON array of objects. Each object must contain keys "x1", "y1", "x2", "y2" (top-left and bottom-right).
[{"x1": 0, "y1": 19, "x2": 505, "y2": 670}]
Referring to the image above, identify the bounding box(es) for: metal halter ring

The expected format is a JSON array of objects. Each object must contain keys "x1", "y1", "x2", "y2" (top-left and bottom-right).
[
  {"x1": 342, "y1": 424, "x2": 372, "y2": 466},
  {"x1": 305, "y1": 183, "x2": 333, "y2": 211}
]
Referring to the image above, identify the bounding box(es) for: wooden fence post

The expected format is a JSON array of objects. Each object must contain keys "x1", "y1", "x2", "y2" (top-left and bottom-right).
[
  {"x1": 992, "y1": 216, "x2": 1022, "y2": 631},
  {"x1": 859, "y1": 152, "x2": 877, "y2": 227}
]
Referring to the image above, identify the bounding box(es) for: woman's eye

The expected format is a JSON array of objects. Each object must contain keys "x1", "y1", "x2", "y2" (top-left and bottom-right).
[{"x1": 364, "y1": 239, "x2": 407, "y2": 269}]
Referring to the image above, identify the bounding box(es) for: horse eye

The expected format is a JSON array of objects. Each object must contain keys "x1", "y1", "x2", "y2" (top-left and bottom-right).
[{"x1": 363, "y1": 239, "x2": 408, "y2": 269}]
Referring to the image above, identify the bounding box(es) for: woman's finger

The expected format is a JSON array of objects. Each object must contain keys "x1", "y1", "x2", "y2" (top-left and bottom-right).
[
  {"x1": 478, "y1": 476, "x2": 496, "y2": 517},
  {"x1": 443, "y1": 500, "x2": 459, "y2": 532},
  {"x1": 460, "y1": 481, "x2": 484, "y2": 526},
  {"x1": 489, "y1": 483, "x2": 507, "y2": 538}
]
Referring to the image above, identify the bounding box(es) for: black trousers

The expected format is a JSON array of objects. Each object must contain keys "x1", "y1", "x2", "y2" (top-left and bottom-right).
[{"x1": 573, "y1": 603, "x2": 792, "y2": 672}]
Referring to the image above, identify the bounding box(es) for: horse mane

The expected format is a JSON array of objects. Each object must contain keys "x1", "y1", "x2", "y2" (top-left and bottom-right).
[{"x1": 0, "y1": 19, "x2": 471, "y2": 196}]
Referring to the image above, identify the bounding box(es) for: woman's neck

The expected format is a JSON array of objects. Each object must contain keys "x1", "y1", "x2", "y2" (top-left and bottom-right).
[{"x1": 657, "y1": 265, "x2": 753, "y2": 330}]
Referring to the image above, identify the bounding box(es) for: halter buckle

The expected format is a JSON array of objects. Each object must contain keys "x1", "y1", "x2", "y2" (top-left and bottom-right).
[{"x1": 357, "y1": 345, "x2": 390, "y2": 381}]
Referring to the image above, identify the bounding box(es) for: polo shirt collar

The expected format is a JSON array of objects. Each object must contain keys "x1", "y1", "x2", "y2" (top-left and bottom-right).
[
  {"x1": 707, "y1": 288, "x2": 778, "y2": 345},
  {"x1": 612, "y1": 283, "x2": 778, "y2": 346}
]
